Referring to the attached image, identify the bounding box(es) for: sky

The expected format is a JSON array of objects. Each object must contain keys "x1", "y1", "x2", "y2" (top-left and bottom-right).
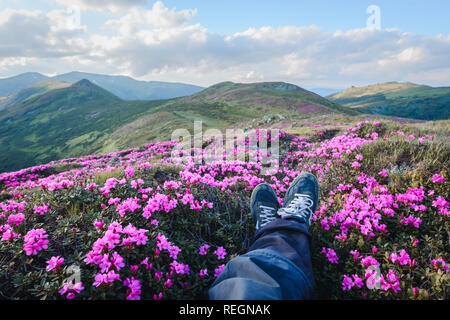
[{"x1": 0, "y1": 0, "x2": 449, "y2": 89}]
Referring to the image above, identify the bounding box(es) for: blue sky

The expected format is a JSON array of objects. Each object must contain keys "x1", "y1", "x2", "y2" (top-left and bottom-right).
[
  {"x1": 0, "y1": 0, "x2": 449, "y2": 88},
  {"x1": 161, "y1": 0, "x2": 450, "y2": 37},
  {"x1": 4, "y1": 0, "x2": 449, "y2": 36}
]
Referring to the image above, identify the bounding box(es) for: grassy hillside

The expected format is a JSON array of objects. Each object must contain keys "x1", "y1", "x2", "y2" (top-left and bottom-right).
[
  {"x1": 0, "y1": 80, "x2": 169, "y2": 172},
  {"x1": 0, "y1": 118, "x2": 447, "y2": 300},
  {"x1": 329, "y1": 82, "x2": 450, "y2": 120},
  {"x1": 0, "y1": 80, "x2": 71, "y2": 112},
  {"x1": 95, "y1": 81, "x2": 361, "y2": 154},
  {"x1": 0, "y1": 72, "x2": 48, "y2": 96},
  {"x1": 0, "y1": 80, "x2": 359, "y2": 173}
]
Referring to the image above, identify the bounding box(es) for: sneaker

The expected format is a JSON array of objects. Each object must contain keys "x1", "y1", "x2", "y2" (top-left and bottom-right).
[
  {"x1": 250, "y1": 183, "x2": 281, "y2": 230},
  {"x1": 278, "y1": 172, "x2": 319, "y2": 228}
]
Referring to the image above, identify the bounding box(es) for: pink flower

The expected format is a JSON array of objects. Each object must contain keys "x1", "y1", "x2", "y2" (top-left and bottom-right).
[
  {"x1": 430, "y1": 174, "x2": 446, "y2": 183},
  {"x1": 33, "y1": 203, "x2": 49, "y2": 215},
  {"x1": 199, "y1": 268, "x2": 208, "y2": 278},
  {"x1": 7, "y1": 213, "x2": 25, "y2": 227},
  {"x1": 198, "y1": 244, "x2": 211, "y2": 255},
  {"x1": 140, "y1": 257, "x2": 153, "y2": 271},
  {"x1": 400, "y1": 216, "x2": 422, "y2": 228},
  {"x1": 351, "y1": 161, "x2": 361, "y2": 169},
  {"x1": 123, "y1": 277, "x2": 141, "y2": 300},
  {"x1": 352, "y1": 274, "x2": 364, "y2": 288},
  {"x1": 361, "y1": 256, "x2": 379, "y2": 267},
  {"x1": 349, "y1": 250, "x2": 361, "y2": 261},
  {"x1": 214, "y1": 264, "x2": 225, "y2": 277},
  {"x1": 124, "y1": 167, "x2": 135, "y2": 178},
  {"x1": 153, "y1": 292, "x2": 163, "y2": 300},
  {"x1": 46, "y1": 256, "x2": 64, "y2": 271},
  {"x1": 378, "y1": 169, "x2": 388, "y2": 177},
  {"x1": 214, "y1": 246, "x2": 227, "y2": 260},
  {"x1": 59, "y1": 280, "x2": 84, "y2": 299},
  {"x1": 342, "y1": 275, "x2": 354, "y2": 291},
  {"x1": 321, "y1": 247, "x2": 339, "y2": 264},
  {"x1": 93, "y1": 220, "x2": 105, "y2": 229},
  {"x1": 23, "y1": 228, "x2": 49, "y2": 255},
  {"x1": 93, "y1": 270, "x2": 121, "y2": 287}
]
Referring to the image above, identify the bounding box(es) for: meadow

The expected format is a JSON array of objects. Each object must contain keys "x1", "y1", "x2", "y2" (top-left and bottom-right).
[{"x1": 0, "y1": 118, "x2": 448, "y2": 299}]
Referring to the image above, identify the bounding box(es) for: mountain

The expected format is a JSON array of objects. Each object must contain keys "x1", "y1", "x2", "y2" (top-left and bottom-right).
[
  {"x1": 0, "y1": 72, "x2": 49, "y2": 96},
  {"x1": 52, "y1": 71, "x2": 204, "y2": 100},
  {"x1": 0, "y1": 80, "x2": 358, "y2": 172},
  {"x1": 96, "y1": 81, "x2": 361, "y2": 152},
  {"x1": 0, "y1": 72, "x2": 204, "y2": 101},
  {"x1": 0, "y1": 80, "x2": 70, "y2": 111},
  {"x1": 328, "y1": 82, "x2": 450, "y2": 120},
  {"x1": 0, "y1": 79, "x2": 169, "y2": 171}
]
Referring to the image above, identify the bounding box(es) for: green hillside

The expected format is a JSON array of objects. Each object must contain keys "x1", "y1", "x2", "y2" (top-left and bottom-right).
[
  {"x1": 329, "y1": 82, "x2": 450, "y2": 120},
  {"x1": 96, "y1": 81, "x2": 361, "y2": 153},
  {"x1": 0, "y1": 72, "x2": 48, "y2": 96},
  {"x1": 0, "y1": 80, "x2": 358, "y2": 173},
  {"x1": 0, "y1": 79, "x2": 168, "y2": 172},
  {"x1": 0, "y1": 80, "x2": 71, "y2": 111}
]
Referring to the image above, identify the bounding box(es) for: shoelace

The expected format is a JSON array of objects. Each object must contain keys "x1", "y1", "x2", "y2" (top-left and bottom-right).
[
  {"x1": 277, "y1": 194, "x2": 314, "y2": 223},
  {"x1": 259, "y1": 205, "x2": 277, "y2": 227}
]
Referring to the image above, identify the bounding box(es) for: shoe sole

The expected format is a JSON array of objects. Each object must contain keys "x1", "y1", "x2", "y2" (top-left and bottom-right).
[{"x1": 283, "y1": 172, "x2": 319, "y2": 211}]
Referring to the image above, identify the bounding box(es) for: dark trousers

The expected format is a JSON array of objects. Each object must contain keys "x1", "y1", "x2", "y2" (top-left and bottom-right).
[
  {"x1": 209, "y1": 218, "x2": 315, "y2": 300},
  {"x1": 250, "y1": 218, "x2": 315, "y2": 287}
]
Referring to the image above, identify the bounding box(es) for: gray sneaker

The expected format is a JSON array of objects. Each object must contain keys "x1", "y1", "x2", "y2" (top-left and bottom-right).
[
  {"x1": 250, "y1": 183, "x2": 281, "y2": 230},
  {"x1": 278, "y1": 173, "x2": 319, "y2": 228}
]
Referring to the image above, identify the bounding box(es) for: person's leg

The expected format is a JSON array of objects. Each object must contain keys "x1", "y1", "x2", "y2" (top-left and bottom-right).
[
  {"x1": 209, "y1": 173, "x2": 319, "y2": 300},
  {"x1": 249, "y1": 218, "x2": 315, "y2": 287},
  {"x1": 250, "y1": 172, "x2": 320, "y2": 286}
]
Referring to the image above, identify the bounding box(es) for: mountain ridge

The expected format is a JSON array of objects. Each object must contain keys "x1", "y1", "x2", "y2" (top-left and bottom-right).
[
  {"x1": 329, "y1": 81, "x2": 450, "y2": 120},
  {"x1": 0, "y1": 71, "x2": 204, "y2": 101}
]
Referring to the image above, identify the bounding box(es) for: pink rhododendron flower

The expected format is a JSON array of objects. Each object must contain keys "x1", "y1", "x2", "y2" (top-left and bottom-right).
[
  {"x1": 59, "y1": 280, "x2": 84, "y2": 299},
  {"x1": 7, "y1": 213, "x2": 25, "y2": 227},
  {"x1": 23, "y1": 228, "x2": 49, "y2": 255},
  {"x1": 199, "y1": 268, "x2": 208, "y2": 278},
  {"x1": 123, "y1": 277, "x2": 141, "y2": 300},
  {"x1": 214, "y1": 246, "x2": 227, "y2": 260},
  {"x1": 124, "y1": 167, "x2": 135, "y2": 178},
  {"x1": 430, "y1": 174, "x2": 446, "y2": 183},
  {"x1": 351, "y1": 161, "x2": 361, "y2": 169},
  {"x1": 342, "y1": 275, "x2": 354, "y2": 291},
  {"x1": 321, "y1": 247, "x2": 339, "y2": 264},
  {"x1": 93, "y1": 220, "x2": 105, "y2": 229},
  {"x1": 198, "y1": 244, "x2": 210, "y2": 255},
  {"x1": 46, "y1": 256, "x2": 64, "y2": 271},
  {"x1": 214, "y1": 264, "x2": 225, "y2": 277},
  {"x1": 378, "y1": 169, "x2": 388, "y2": 177},
  {"x1": 33, "y1": 203, "x2": 49, "y2": 215}
]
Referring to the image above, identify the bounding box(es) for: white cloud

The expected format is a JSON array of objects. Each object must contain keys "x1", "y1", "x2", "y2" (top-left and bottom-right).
[
  {"x1": 0, "y1": 2, "x2": 449, "y2": 87},
  {"x1": 0, "y1": 8, "x2": 87, "y2": 59}
]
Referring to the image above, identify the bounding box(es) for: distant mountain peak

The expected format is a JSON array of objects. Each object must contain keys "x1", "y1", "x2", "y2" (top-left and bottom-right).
[
  {"x1": 73, "y1": 78, "x2": 95, "y2": 88},
  {"x1": 330, "y1": 81, "x2": 424, "y2": 99}
]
